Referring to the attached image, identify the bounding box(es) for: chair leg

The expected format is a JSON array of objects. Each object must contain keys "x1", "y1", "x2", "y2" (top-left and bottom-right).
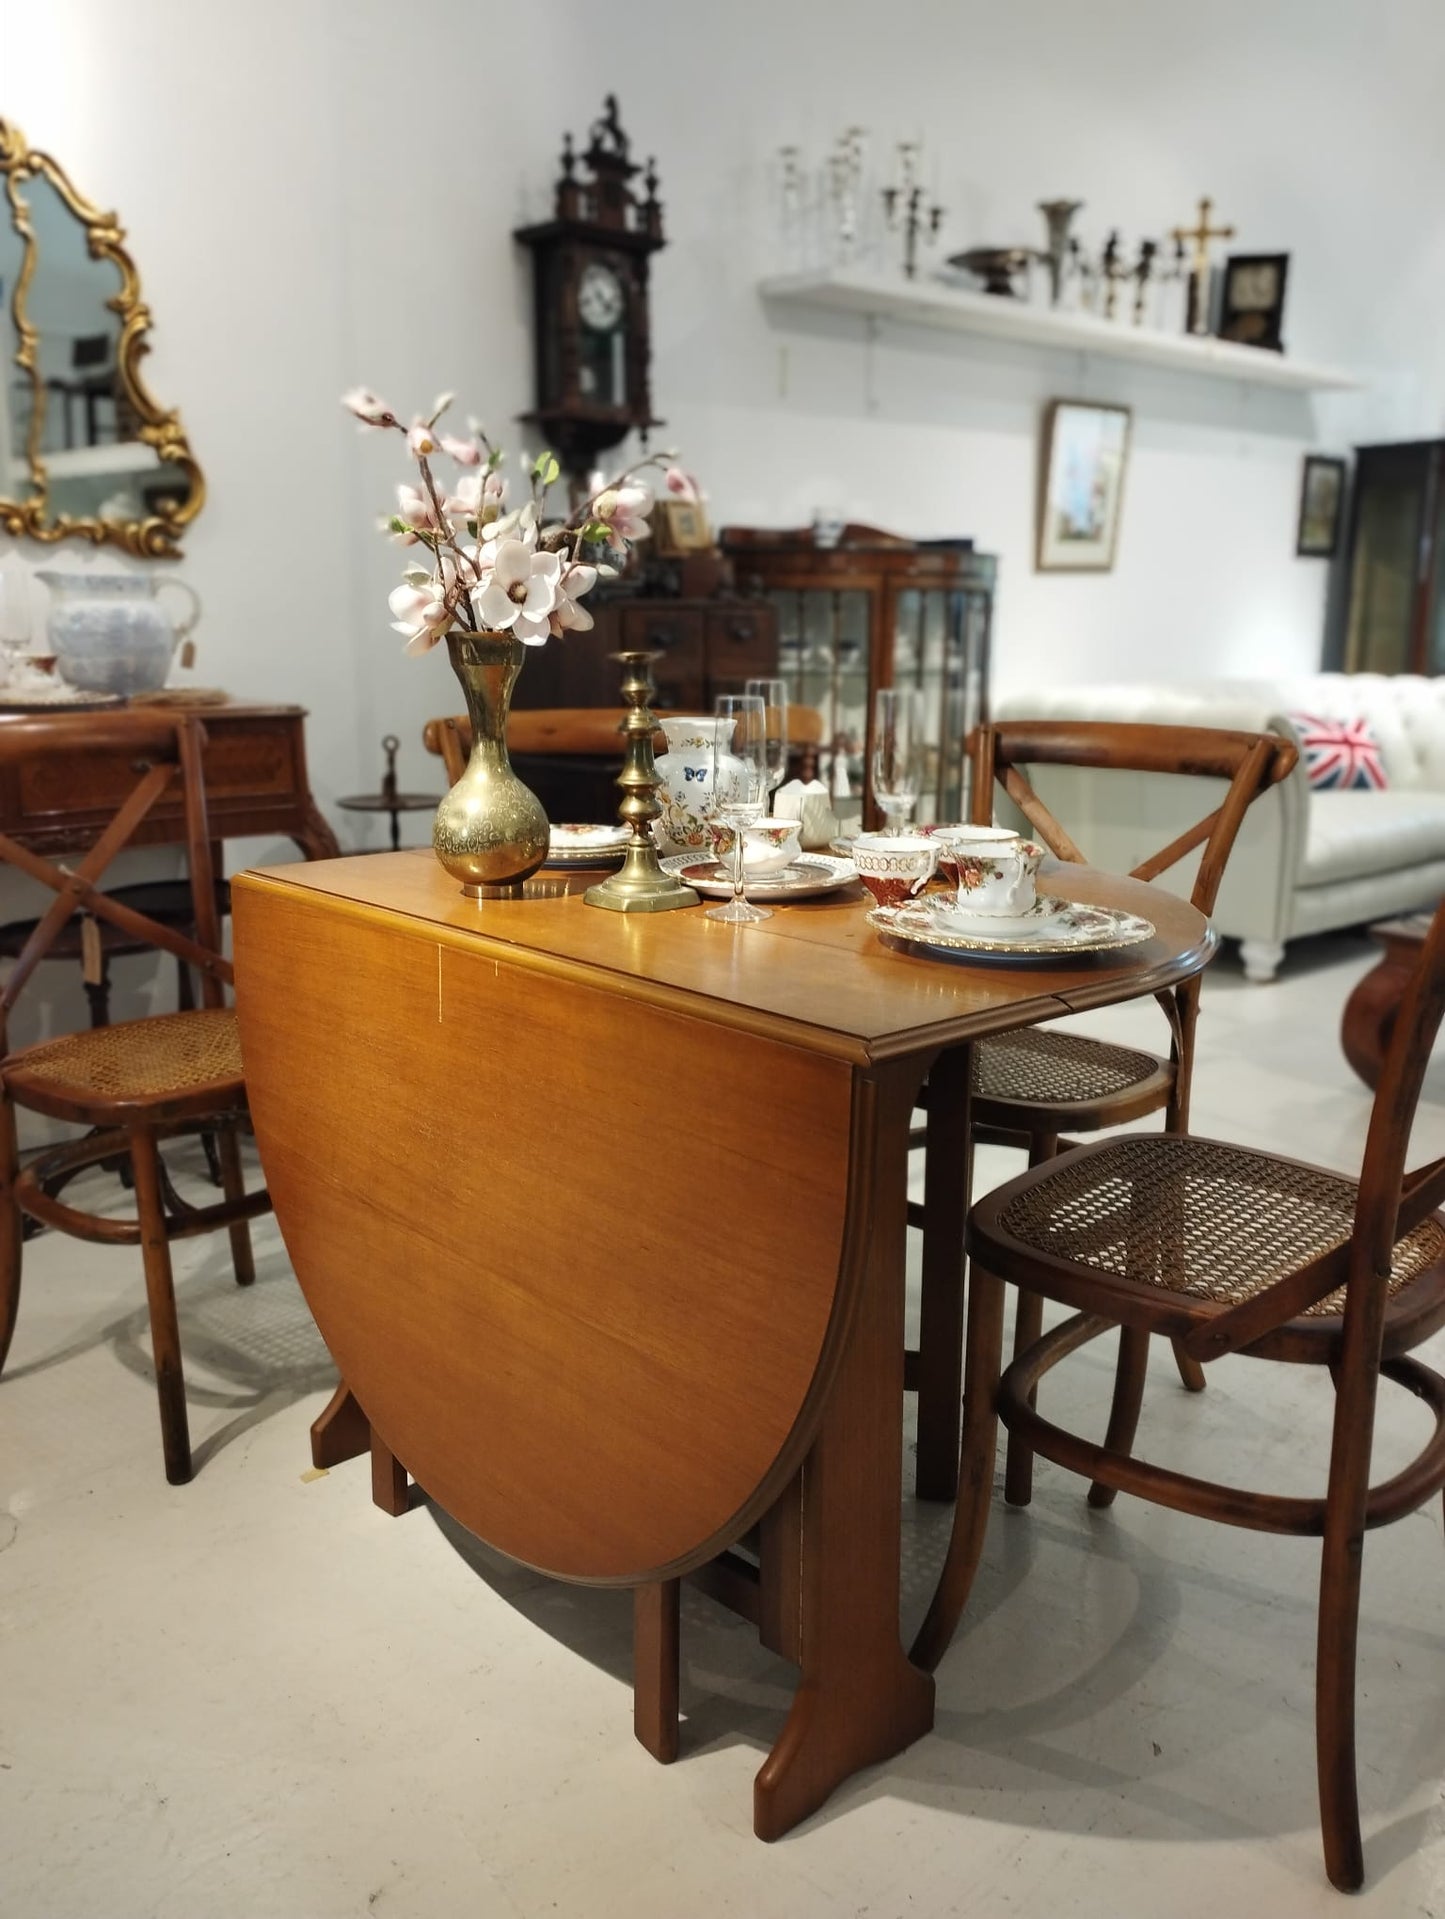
[
  {"x1": 1003, "y1": 1288, "x2": 1044, "y2": 1507},
  {"x1": 1173, "y1": 1344, "x2": 1207, "y2": 1393},
  {"x1": 1315, "y1": 1330, "x2": 1384, "y2": 1891},
  {"x1": 82, "y1": 964, "x2": 112, "y2": 1029},
  {"x1": 215, "y1": 1124, "x2": 255, "y2": 1287},
  {"x1": 910, "y1": 1261, "x2": 1007, "y2": 1674},
  {"x1": 1001, "y1": 1129, "x2": 1057, "y2": 1509},
  {"x1": 129, "y1": 1126, "x2": 192, "y2": 1484},
  {"x1": 1087, "y1": 1326, "x2": 1151, "y2": 1510},
  {"x1": 0, "y1": 1092, "x2": 22, "y2": 1373}
]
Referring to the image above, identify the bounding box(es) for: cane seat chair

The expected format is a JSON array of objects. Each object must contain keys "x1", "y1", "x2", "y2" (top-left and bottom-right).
[
  {"x1": 936, "y1": 720, "x2": 1298, "y2": 1503},
  {"x1": 914, "y1": 897, "x2": 1445, "y2": 1892},
  {"x1": 0, "y1": 712, "x2": 271, "y2": 1483}
]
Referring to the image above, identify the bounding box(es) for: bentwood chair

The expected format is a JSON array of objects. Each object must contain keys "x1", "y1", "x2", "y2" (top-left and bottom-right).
[
  {"x1": 915, "y1": 720, "x2": 1297, "y2": 1503},
  {"x1": 914, "y1": 897, "x2": 1445, "y2": 1892},
  {"x1": 0, "y1": 712, "x2": 271, "y2": 1483}
]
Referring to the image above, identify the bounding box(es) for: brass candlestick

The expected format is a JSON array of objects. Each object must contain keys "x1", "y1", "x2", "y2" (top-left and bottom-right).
[{"x1": 584, "y1": 650, "x2": 699, "y2": 913}]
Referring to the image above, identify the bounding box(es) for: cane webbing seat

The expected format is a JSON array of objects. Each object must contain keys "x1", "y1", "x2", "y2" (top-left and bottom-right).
[
  {"x1": 972, "y1": 1028, "x2": 1170, "y2": 1114},
  {"x1": 7, "y1": 1007, "x2": 244, "y2": 1109},
  {"x1": 991, "y1": 1133, "x2": 1445, "y2": 1341}
]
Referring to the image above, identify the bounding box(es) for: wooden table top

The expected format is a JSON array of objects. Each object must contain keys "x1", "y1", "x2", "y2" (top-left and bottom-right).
[{"x1": 239, "y1": 850, "x2": 1215, "y2": 1067}]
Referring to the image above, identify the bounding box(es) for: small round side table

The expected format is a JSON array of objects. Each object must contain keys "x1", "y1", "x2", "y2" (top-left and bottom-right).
[{"x1": 337, "y1": 735, "x2": 441, "y2": 853}]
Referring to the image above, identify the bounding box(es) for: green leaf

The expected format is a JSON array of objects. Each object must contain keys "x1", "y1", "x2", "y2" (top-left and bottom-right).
[
  {"x1": 531, "y1": 450, "x2": 560, "y2": 487},
  {"x1": 387, "y1": 515, "x2": 409, "y2": 534},
  {"x1": 485, "y1": 446, "x2": 504, "y2": 474}
]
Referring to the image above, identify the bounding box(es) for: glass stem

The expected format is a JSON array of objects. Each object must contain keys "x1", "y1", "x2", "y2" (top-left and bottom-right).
[{"x1": 733, "y1": 826, "x2": 746, "y2": 908}]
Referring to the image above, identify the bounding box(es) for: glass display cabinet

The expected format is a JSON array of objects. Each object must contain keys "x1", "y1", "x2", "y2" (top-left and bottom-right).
[
  {"x1": 1343, "y1": 440, "x2": 1445, "y2": 677},
  {"x1": 721, "y1": 525, "x2": 996, "y2": 826}
]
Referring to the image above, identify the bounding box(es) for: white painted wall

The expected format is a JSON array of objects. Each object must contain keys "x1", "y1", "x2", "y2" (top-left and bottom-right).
[{"x1": 0, "y1": 0, "x2": 1441, "y2": 833}]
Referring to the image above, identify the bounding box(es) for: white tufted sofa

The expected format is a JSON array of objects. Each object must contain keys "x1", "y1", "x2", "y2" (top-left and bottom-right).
[{"x1": 993, "y1": 674, "x2": 1445, "y2": 981}]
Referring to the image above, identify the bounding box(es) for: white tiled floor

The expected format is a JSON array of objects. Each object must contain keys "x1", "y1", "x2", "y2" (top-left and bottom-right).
[{"x1": 3, "y1": 932, "x2": 1444, "y2": 1918}]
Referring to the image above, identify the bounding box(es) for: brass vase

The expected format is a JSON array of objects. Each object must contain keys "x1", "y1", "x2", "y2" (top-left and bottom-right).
[{"x1": 433, "y1": 629, "x2": 549, "y2": 897}]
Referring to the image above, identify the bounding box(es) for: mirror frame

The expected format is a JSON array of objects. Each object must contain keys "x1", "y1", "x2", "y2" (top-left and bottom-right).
[{"x1": 0, "y1": 118, "x2": 204, "y2": 559}]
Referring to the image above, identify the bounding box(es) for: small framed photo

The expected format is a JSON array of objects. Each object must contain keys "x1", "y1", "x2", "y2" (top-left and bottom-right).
[
  {"x1": 1297, "y1": 455, "x2": 1346, "y2": 558},
  {"x1": 1219, "y1": 252, "x2": 1289, "y2": 352},
  {"x1": 1037, "y1": 400, "x2": 1132, "y2": 572},
  {"x1": 651, "y1": 498, "x2": 713, "y2": 555}
]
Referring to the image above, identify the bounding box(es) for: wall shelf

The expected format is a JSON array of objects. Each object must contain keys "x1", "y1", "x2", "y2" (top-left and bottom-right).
[{"x1": 759, "y1": 267, "x2": 1362, "y2": 394}]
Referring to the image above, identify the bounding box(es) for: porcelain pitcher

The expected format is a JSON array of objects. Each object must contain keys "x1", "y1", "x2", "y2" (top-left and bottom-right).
[{"x1": 38, "y1": 566, "x2": 201, "y2": 696}]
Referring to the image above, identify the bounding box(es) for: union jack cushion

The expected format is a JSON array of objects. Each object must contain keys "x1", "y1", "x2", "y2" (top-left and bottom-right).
[{"x1": 1286, "y1": 712, "x2": 1389, "y2": 791}]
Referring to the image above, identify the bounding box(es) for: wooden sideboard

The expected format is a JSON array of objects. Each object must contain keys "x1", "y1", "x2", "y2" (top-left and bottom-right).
[{"x1": 0, "y1": 702, "x2": 339, "y2": 860}]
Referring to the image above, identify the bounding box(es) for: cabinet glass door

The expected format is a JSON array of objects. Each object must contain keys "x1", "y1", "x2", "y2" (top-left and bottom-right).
[
  {"x1": 772, "y1": 587, "x2": 870, "y2": 803},
  {"x1": 893, "y1": 572, "x2": 993, "y2": 822}
]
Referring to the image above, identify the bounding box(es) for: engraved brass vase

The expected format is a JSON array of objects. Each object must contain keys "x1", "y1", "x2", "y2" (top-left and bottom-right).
[{"x1": 433, "y1": 629, "x2": 549, "y2": 898}]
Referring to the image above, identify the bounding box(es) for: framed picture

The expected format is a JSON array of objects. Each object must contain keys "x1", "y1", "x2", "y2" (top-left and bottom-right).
[
  {"x1": 1037, "y1": 400, "x2": 1132, "y2": 572},
  {"x1": 651, "y1": 498, "x2": 713, "y2": 556},
  {"x1": 1219, "y1": 252, "x2": 1289, "y2": 352},
  {"x1": 1297, "y1": 455, "x2": 1346, "y2": 558}
]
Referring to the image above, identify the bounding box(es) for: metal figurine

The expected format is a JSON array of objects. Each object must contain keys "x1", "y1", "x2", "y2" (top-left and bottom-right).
[
  {"x1": 882, "y1": 141, "x2": 943, "y2": 280},
  {"x1": 584, "y1": 651, "x2": 699, "y2": 913},
  {"x1": 1169, "y1": 196, "x2": 1236, "y2": 335},
  {"x1": 1100, "y1": 231, "x2": 1127, "y2": 321},
  {"x1": 1035, "y1": 198, "x2": 1083, "y2": 307},
  {"x1": 1131, "y1": 238, "x2": 1158, "y2": 326}
]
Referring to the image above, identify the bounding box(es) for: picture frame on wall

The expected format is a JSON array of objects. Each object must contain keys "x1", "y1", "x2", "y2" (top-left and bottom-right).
[
  {"x1": 1037, "y1": 400, "x2": 1132, "y2": 573},
  {"x1": 1296, "y1": 454, "x2": 1346, "y2": 558}
]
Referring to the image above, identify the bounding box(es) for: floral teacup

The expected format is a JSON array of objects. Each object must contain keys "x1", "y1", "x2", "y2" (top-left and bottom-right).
[
  {"x1": 943, "y1": 825, "x2": 1044, "y2": 916},
  {"x1": 711, "y1": 817, "x2": 803, "y2": 875},
  {"x1": 852, "y1": 832, "x2": 939, "y2": 907}
]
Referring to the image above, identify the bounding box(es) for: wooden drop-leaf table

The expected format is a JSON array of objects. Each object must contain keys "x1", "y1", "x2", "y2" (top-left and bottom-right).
[{"x1": 232, "y1": 851, "x2": 1214, "y2": 1839}]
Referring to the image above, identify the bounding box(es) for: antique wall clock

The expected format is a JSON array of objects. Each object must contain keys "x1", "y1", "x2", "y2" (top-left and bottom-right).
[{"x1": 515, "y1": 97, "x2": 664, "y2": 491}]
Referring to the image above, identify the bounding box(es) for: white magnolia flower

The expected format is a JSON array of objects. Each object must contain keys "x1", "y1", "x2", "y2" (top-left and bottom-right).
[
  {"x1": 342, "y1": 386, "x2": 397, "y2": 428},
  {"x1": 593, "y1": 482, "x2": 653, "y2": 545},
  {"x1": 473, "y1": 538, "x2": 561, "y2": 644},
  {"x1": 407, "y1": 417, "x2": 442, "y2": 458},
  {"x1": 389, "y1": 578, "x2": 451, "y2": 655},
  {"x1": 550, "y1": 562, "x2": 598, "y2": 634}
]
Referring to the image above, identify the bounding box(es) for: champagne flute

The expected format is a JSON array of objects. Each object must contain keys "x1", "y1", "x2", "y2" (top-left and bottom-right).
[
  {"x1": 745, "y1": 677, "x2": 789, "y2": 798},
  {"x1": 708, "y1": 694, "x2": 771, "y2": 925},
  {"x1": 872, "y1": 686, "x2": 924, "y2": 830}
]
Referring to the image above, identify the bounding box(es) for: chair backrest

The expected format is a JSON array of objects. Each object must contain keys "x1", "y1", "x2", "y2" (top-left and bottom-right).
[
  {"x1": 0, "y1": 712, "x2": 228, "y2": 1051},
  {"x1": 968, "y1": 719, "x2": 1299, "y2": 918},
  {"x1": 424, "y1": 704, "x2": 828, "y2": 788}
]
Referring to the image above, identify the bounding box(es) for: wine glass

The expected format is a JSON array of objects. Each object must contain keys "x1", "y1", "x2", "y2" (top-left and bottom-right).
[
  {"x1": 708, "y1": 694, "x2": 771, "y2": 925},
  {"x1": 745, "y1": 677, "x2": 789, "y2": 798},
  {"x1": 872, "y1": 686, "x2": 924, "y2": 829}
]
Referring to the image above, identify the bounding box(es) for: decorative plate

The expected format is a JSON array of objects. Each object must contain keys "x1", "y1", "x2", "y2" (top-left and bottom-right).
[
  {"x1": 0, "y1": 684, "x2": 125, "y2": 711},
  {"x1": 660, "y1": 852, "x2": 858, "y2": 901},
  {"x1": 544, "y1": 823, "x2": 631, "y2": 867},
  {"x1": 869, "y1": 894, "x2": 1155, "y2": 959}
]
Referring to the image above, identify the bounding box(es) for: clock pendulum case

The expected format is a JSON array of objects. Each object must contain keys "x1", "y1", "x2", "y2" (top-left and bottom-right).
[{"x1": 514, "y1": 96, "x2": 665, "y2": 494}]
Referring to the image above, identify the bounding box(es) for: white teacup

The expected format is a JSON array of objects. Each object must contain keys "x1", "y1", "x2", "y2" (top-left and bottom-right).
[
  {"x1": 942, "y1": 825, "x2": 1044, "y2": 916},
  {"x1": 728, "y1": 816, "x2": 803, "y2": 874},
  {"x1": 852, "y1": 832, "x2": 939, "y2": 907}
]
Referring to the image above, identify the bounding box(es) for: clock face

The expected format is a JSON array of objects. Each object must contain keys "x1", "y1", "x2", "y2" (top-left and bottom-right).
[
  {"x1": 578, "y1": 261, "x2": 626, "y2": 332},
  {"x1": 1229, "y1": 262, "x2": 1280, "y2": 311}
]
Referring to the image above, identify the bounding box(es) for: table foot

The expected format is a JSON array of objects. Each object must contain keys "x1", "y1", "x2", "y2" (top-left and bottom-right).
[
  {"x1": 633, "y1": 1580, "x2": 680, "y2": 1764},
  {"x1": 310, "y1": 1381, "x2": 369, "y2": 1468},
  {"x1": 370, "y1": 1427, "x2": 411, "y2": 1516}
]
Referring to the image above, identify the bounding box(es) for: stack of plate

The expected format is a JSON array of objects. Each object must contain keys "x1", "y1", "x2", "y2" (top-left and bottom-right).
[{"x1": 869, "y1": 893, "x2": 1155, "y2": 961}]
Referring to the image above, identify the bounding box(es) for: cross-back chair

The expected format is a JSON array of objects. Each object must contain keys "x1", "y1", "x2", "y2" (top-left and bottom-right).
[
  {"x1": 913, "y1": 895, "x2": 1445, "y2": 1892},
  {"x1": 0, "y1": 712, "x2": 272, "y2": 1483},
  {"x1": 935, "y1": 720, "x2": 1297, "y2": 1505}
]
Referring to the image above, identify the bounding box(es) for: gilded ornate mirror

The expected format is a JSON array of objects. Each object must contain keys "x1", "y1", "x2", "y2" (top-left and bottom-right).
[{"x1": 0, "y1": 119, "x2": 203, "y2": 558}]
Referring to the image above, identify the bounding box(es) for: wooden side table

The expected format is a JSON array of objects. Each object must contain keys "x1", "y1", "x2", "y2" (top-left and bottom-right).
[{"x1": 1341, "y1": 915, "x2": 1432, "y2": 1088}]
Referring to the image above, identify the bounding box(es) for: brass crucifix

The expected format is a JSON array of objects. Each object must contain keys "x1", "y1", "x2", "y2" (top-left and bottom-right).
[{"x1": 1169, "y1": 196, "x2": 1235, "y2": 335}]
